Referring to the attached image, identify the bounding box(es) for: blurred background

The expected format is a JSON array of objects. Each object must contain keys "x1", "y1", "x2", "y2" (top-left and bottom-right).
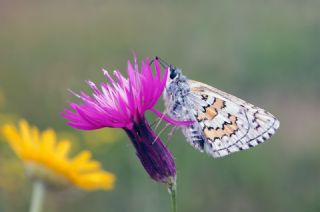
[{"x1": 0, "y1": 0, "x2": 320, "y2": 211}]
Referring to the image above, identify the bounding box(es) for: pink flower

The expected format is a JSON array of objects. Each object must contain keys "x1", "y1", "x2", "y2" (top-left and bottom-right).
[{"x1": 62, "y1": 55, "x2": 190, "y2": 184}]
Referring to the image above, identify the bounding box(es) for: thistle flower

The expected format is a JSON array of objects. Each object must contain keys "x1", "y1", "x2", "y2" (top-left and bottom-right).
[
  {"x1": 1, "y1": 120, "x2": 115, "y2": 190},
  {"x1": 62, "y1": 56, "x2": 190, "y2": 185}
]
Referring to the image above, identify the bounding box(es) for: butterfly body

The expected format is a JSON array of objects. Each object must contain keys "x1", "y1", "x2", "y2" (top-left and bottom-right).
[{"x1": 164, "y1": 66, "x2": 280, "y2": 158}]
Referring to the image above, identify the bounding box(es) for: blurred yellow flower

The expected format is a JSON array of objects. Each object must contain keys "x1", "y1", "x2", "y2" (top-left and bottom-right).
[{"x1": 1, "y1": 119, "x2": 115, "y2": 191}]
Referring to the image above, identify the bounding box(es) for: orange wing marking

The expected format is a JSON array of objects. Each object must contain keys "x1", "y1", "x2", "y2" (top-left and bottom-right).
[
  {"x1": 196, "y1": 98, "x2": 225, "y2": 121},
  {"x1": 203, "y1": 115, "x2": 239, "y2": 140}
]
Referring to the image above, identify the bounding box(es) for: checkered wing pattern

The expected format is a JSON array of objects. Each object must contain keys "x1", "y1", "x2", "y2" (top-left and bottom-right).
[{"x1": 185, "y1": 80, "x2": 280, "y2": 158}]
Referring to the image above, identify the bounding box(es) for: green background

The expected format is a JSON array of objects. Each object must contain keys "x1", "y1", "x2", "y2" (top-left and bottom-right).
[{"x1": 0, "y1": 0, "x2": 320, "y2": 211}]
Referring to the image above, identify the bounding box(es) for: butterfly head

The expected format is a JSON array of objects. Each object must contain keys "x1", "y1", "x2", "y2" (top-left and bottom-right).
[
  {"x1": 164, "y1": 65, "x2": 189, "y2": 100},
  {"x1": 153, "y1": 57, "x2": 188, "y2": 102},
  {"x1": 166, "y1": 66, "x2": 187, "y2": 92},
  {"x1": 169, "y1": 66, "x2": 182, "y2": 81},
  {"x1": 153, "y1": 57, "x2": 182, "y2": 82}
]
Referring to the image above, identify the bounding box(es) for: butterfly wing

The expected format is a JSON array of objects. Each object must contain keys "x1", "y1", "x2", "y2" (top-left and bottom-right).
[{"x1": 184, "y1": 80, "x2": 280, "y2": 158}]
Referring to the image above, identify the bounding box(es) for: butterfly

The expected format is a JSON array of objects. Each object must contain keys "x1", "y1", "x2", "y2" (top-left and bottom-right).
[{"x1": 158, "y1": 59, "x2": 280, "y2": 158}]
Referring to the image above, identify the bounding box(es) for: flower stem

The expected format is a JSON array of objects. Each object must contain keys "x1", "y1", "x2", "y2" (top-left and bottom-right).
[
  {"x1": 30, "y1": 181, "x2": 46, "y2": 212},
  {"x1": 168, "y1": 182, "x2": 177, "y2": 212}
]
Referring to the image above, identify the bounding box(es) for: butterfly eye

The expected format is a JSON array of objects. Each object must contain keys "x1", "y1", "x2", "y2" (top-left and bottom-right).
[{"x1": 170, "y1": 68, "x2": 178, "y2": 79}]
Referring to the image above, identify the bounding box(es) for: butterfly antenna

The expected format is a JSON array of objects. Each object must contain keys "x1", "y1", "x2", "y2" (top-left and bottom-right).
[
  {"x1": 157, "y1": 57, "x2": 169, "y2": 67},
  {"x1": 149, "y1": 58, "x2": 155, "y2": 66},
  {"x1": 150, "y1": 56, "x2": 171, "y2": 69}
]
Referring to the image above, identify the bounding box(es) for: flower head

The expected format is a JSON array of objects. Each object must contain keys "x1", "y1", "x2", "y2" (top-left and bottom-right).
[
  {"x1": 62, "y1": 55, "x2": 181, "y2": 185},
  {"x1": 1, "y1": 119, "x2": 115, "y2": 191},
  {"x1": 62, "y1": 56, "x2": 168, "y2": 130}
]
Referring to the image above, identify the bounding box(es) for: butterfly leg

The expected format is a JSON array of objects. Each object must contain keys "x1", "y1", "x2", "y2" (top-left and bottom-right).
[
  {"x1": 153, "y1": 94, "x2": 173, "y2": 130},
  {"x1": 152, "y1": 123, "x2": 171, "y2": 144},
  {"x1": 165, "y1": 126, "x2": 178, "y2": 147},
  {"x1": 150, "y1": 117, "x2": 161, "y2": 128}
]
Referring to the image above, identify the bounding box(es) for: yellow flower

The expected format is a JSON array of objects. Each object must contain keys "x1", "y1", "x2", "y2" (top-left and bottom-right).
[{"x1": 1, "y1": 119, "x2": 115, "y2": 191}]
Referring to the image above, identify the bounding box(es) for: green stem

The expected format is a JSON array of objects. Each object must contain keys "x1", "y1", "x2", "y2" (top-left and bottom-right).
[
  {"x1": 168, "y1": 183, "x2": 177, "y2": 212},
  {"x1": 29, "y1": 181, "x2": 46, "y2": 212}
]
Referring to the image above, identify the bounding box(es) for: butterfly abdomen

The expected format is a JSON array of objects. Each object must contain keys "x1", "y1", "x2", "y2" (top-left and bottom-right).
[{"x1": 182, "y1": 124, "x2": 206, "y2": 151}]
